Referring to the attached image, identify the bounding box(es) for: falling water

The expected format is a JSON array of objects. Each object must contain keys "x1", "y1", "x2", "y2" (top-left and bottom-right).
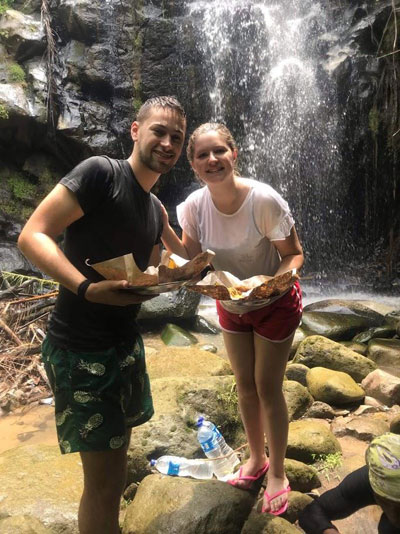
[{"x1": 184, "y1": 0, "x2": 347, "y2": 274}]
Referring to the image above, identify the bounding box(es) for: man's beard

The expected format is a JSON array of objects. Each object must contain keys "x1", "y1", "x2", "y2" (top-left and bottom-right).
[{"x1": 139, "y1": 147, "x2": 174, "y2": 174}]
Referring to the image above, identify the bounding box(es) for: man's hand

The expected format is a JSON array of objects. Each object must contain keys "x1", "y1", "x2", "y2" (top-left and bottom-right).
[{"x1": 85, "y1": 279, "x2": 156, "y2": 306}]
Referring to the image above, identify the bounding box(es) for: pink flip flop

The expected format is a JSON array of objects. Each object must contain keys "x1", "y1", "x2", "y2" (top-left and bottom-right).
[
  {"x1": 227, "y1": 462, "x2": 269, "y2": 490},
  {"x1": 261, "y1": 485, "x2": 291, "y2": 515}
]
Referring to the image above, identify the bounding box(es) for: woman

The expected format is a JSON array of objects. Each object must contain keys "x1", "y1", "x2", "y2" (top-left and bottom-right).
[
  {"x1": 299, "y1": 432, "x2": 400, "y2": 533},
  {"x1": 161, "y1": 123, "x2": 304, "y2": 515}
]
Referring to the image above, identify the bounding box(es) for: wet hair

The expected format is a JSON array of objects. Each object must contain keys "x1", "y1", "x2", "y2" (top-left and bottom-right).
[
  {"x1": 136, "y1": 96, "x2": 186, "y2": 122},
  {"x1": 186, "y1": 122, "x2": 239, "y2": 175}
]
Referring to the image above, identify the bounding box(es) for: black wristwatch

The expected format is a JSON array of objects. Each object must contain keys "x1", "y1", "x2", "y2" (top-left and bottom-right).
[{"x1": 77, "y1": 279, "x2": 92, "y2": 300}]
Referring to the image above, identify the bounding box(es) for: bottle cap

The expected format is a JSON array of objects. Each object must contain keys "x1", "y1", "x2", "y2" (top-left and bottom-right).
[
  {"x1": 196, "y1": 416, "x2": 204, "y2": 427},
  {"x1": 150, "y1": 459, "x2": 156, "y2": 466}
]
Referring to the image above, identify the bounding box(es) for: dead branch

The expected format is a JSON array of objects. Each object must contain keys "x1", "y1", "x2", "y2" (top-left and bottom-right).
[{"x1": 0, "y1": 318, "x2": 23, "y2": 345}]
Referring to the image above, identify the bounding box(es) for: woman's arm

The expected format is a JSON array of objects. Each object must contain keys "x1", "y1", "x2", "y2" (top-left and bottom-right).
[
  {"x1": 160, "y1": 205, "x2": 202, "y2": 259},
  {"x1": 272, "y1": 226, "x2": 304, "y2": 275}
]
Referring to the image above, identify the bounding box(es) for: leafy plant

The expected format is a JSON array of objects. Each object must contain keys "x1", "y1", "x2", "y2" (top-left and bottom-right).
[
  {"x1": 8, "y1": 174, "x2": 36, "y2": 201},
  {"x1": 312, "y1": 451, "x2": 343, "y2": 482},
  {"x1": 0, "y1": 0, "x2": 14, "y2": 15},
  {"x1": 8, "y1": 63, "x2": 25, "y2": 83},
  {"x1": 0, "y1": 103, "x2": 8, "y2": 119}
]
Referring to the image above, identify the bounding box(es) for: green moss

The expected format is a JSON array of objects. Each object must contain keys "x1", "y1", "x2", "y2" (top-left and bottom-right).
[
  {"x1": 369, "y1": 106, "x2": 380, "y2": 134},
  {"x1": 0, "y1": 104, "x2": 8, "y2": 119},
  {"x1": 0, "y1": 0, "x2": 13, "y2": 15},
  {"x1": 8, "y1": 174, "x2": 36, "y2": 201},
  {"x1": 8, "y1": 63, "x2": 25, "y2": 83}
]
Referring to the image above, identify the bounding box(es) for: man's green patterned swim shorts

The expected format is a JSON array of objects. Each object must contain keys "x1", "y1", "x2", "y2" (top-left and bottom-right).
[{"x1": 41, "y1": 336, "x2": 154, "y2": 454}]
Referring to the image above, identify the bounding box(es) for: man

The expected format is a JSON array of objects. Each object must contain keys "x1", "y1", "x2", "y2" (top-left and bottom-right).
[
  {"x1": 298, "y1": 432, "x2": 400, "y2": 534},
  {"x1": 18, "y1": 96, "x2": 186, "y2": 534}
]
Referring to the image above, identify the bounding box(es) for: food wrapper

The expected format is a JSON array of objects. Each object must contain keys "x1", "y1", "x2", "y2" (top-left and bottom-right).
[
  {"x1": 186, "y1": 269, "x2": 299, "y2": 301},
  {"x1": 86, "y1": 249, "x2": 215, "y2": 289}
]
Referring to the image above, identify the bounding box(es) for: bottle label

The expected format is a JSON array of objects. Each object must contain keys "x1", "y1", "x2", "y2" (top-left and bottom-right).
[
  {"x1": 167, "y1": 461, "x2": 180, "y2": 476},
  {"x1": 201, "y1": 435, "x2": 218, "y2": 453}
]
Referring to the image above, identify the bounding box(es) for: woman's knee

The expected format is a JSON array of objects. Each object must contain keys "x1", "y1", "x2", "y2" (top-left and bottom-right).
[{"x1": 256, "y1": 381, "x2": 285, "y2": 406}]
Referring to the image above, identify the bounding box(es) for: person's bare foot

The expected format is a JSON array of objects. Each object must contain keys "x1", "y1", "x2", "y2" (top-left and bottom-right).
[
  {"x1": 229, "y1": 457, "x2": 269, "y2": 489},
  {"x1": 262, "y1": 474, "x2": 290, "y2": 514}
]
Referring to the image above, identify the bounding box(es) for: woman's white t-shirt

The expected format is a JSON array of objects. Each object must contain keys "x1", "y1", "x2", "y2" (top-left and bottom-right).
[{"x1": 177, "y1": 178, "x2": 295, "y2": 313}]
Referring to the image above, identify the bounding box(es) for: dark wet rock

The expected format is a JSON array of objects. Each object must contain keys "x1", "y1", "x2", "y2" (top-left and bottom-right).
[
  {"x1": 190, "y1": 315, "x2": 220, "y2": 334},
  {"x1": 123, "y1": 482, "x2": 139, "y2": 502},
  {"x1": 284, "y1": 491, "x2": 314, "y2": 524},
  {"x1": 122, "y1": 474, "x2": 255, "y2": 534},
  {"x1": 284, "y1": 458, "x2": 321, "y2": 493},
  {"x1": 331, "y1": 414, "x2": 390, "y2": 441},
  {"x1": 288, "y1": 328, "x2": 307, "y2": 359},
  {"x1": 283, "y1": 380, "x2": 314, "y2": 421},
  {"x1": 285, "y1": 362, "x2": 309, "y2": 386},
  {"x1": 390, "y1": 413, "x2": 400, "y2": 434},
  {"x1": 352, "y1": 325, "x2": 397, "y2": 344},
  {"x1": 286, "y1": 420, "x2": 341, "y2": 464},
  {"x1": 0, "y1": 242, "x2": 37, "y2": 273},
  {"x1": 161, "y1": 323, "x2": 198, "y2": 346},
  {"x1": 137, "y1": 289, "x2": 201, "y2": 324},
  {"x1": 0, "y1": 9, "x2": 45, "y2": 61},
  {"x1": 301, "y1": 311, "x2": 382, "y2": 341},
  {"x1": 306, "y1": 367, "x2": 365, "y2": 405},
  {"x1": 361, "y1": 369, "x2": 400, "y2": 407},
  {"x1": 303, "y1": 300, "x2": 386, "y2": 323},
  {"x1": 293, "y1": 335, "x2": 377, "y2": 382},
  {"x1": 304, "y1": 401, "x2": 335, "y2": 420}
]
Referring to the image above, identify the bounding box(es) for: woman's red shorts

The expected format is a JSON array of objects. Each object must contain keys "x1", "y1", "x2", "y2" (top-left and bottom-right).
[{"x1": 216, "y1": 281, "x2": 302, "y2": 342}]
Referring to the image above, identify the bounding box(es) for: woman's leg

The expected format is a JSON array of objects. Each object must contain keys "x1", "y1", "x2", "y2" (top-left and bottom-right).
[
  {"x1": 253, "y1": 333, "x2": 294, "y2": 512},
  {"x1": 222, "y1": 331, "x2": 268, "y2": 487}
]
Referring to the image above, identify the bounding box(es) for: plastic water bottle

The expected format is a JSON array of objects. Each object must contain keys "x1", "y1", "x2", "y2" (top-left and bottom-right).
[
  {"x1": 196, "y1": 417, "x2": 240, "y2": 480},
  {"x1": 150, "y1": 455, "x2": 213, "y2": 479}
]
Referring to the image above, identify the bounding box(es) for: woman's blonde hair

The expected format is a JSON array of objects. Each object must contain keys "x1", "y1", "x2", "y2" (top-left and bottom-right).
[{"x1": 186, "y1": 122, "x2": 239, "y2": 175}]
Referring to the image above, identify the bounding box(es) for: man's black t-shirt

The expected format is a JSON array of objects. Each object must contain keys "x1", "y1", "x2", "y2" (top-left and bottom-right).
[{"x1": 47, "y1": 156, "x2": 163, "y2": 350}]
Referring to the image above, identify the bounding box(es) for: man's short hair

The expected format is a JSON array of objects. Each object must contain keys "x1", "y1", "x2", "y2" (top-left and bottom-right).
[{"x1": 136, "y1": 96, "x2": 186, "y2": 122}]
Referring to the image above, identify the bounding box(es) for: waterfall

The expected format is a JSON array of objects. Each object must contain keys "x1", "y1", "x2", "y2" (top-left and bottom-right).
[{"x1": 184, "y1": 0, "x2": 347, "y2": 274}]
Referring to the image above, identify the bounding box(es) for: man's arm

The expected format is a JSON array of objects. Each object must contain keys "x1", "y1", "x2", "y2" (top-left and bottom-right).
[{"x1": 18, "y1": 184, "x2": 152, "y2": 305}]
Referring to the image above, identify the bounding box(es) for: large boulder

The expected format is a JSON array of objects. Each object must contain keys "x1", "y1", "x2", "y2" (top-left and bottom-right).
[
  {"x1": 301, "y1": 311, "x2": 382, "y2": 341},
  {"x1": 285, "y1": 363, "x2": 309, "y2": 386},
  {"x1": 0, "y1": 444, "x2": 81, "y2": 533},
  {"x1": 283, "y1": 380, "x2": 313, "y2": 420},
  {"x1": 284, "y1": 458, "x2": 321, "y2": 493},
  {"x1": 367, "y1": 339, "x2": 400, "y2": 373},
  {"x1": 286, "y1": 420, "x2": 341, "y2": 463},
  {"x1": 138, "y1": 288, "x2": 201, "y2": 323},
  {"x1": 293, "y1": 335, "x2": 376, "y2": 382},
  {"x1": 361, "y1": 369, "x2": 400, "y2": 407},
  {"x1": 303, "y1": 300, "x2": 385, "y2": 323},
  {"x1": 306, "y1": 367, "x2": 365, "y2": 405},
  {"x1": 122, "y1": 474, "x2": 255, "y2": 534},
  {"x1": 241, "y1": 509, "x2": 303, "y2": 533},
  {"x1": 352, "y1": 325, "x2": 397, "y2": 344},
  {"x1": 331, "y1": 414, "x2": 390, "y2": 441}
]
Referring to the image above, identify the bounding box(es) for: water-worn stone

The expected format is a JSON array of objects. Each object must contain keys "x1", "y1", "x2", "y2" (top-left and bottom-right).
[
  {"x1": 293, "y1": 335, "x2": 377, "y2": 382},
  {"x1": 331, "y1": 414, "x2": 390, "y2": 441},
  {"x1": 301, "y1": 310, "x2": 383, "y2": 341},
  {"x1": 390, "y1": 413, "x2": 400, "y2": 434},
  {"x1": 286, "y1": 420, "x2": 341, "y2": 463},
  {"x1": 352, "y1": 326, "x2": 396, "y2": 344},
  {"x1": 199, "y1": 343, "x2": 218, "y2": 353},
  {"x1": 0, "y1": 515, "x2": 51, "y2": 533},
  {"x1": 361, "y1": 370, "x2": 400, "y2": 407},
  {"x1": 340, "y1": 341, "x2": 368, "y2": 355},
  {"x1": 241, "y1": 510, "x2": 301, "y2": 533},
  {"x1": 367, "y1": 339, "x2": 400, "y2": 369},
  {"x1": 0, "y1": 444, "x2": 81, "y2": 533},
  {"x1": 138, "y1": 289, "x2": 201, "y2": 323},
  {"x1": 288, "y1": 328, "x2": 307, "y2": 358},
  {"x1": 122, "y1": 474, "x2": 255, "y2": 534},
  {"x1": 161, "y1": 323, "x2": 198, "y2": 346},
  {"x1": 304, "y1": 401, "x2": 335, "y2": 420},
  {"x1": 283, "y1": 380, "x2": 313, "y2": 420},
  {"x1": 303, "y1": 300, "x2": 385, "y2": 324},
  {"x1": 285, "y1": 363, "x2": 309, "y2": 386},
  {"x1": 284, "y1": 458, "x2": 321, "y2": 493},
  {"x1": 284, "y1": 491, "x2": 314, "y2": 523},
  {"x1": 146, "y1": 346, "x2": 230, "y2": 379},
  {"x1": 306, "y1": 367, "x2": 365, "y2": 405}
]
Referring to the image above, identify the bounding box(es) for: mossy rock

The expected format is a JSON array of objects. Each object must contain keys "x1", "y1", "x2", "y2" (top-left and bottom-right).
[{"x1": 161, "y1": 323, "x2": 198, "y2": 346}]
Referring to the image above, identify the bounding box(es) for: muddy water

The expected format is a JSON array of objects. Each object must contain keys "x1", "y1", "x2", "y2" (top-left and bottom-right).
[{"x1": 0, "y1": 403, "x2": 58, "y2": 454}]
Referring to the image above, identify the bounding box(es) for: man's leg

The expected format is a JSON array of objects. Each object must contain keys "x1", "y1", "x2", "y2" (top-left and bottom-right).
[{"x1": 78, "y1": 430, "x2": 131, "y2": 534}]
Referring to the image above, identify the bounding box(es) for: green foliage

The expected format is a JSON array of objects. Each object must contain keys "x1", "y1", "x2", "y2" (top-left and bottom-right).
[
  {"x1": 217, "y1": 379, "x2": 240, "y2": 426},
  {"x1": 8, "y1": 174, "x2": 36, "y2": 201},
  {"x1": 8, "y1": 62, "x2": 25, "y2": 83},
  {"x1": 369, "y1": 106, "x2": 380, "y2": 134},
  {"x1": 133, "y1": 96, "x2": 142, "y2": 114},
  {"x1": 0, "y1": 103, "x2": 8, "y2": 119},
  {"x1": 0, "y1": 270, "x2": 59, "y2": 292},
  {"x1": 0, "y1": 0, "x2": 13, "y2": 15},
  {"x1": 312, "y1": 451, "x2": 343, "y2": 482}
]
